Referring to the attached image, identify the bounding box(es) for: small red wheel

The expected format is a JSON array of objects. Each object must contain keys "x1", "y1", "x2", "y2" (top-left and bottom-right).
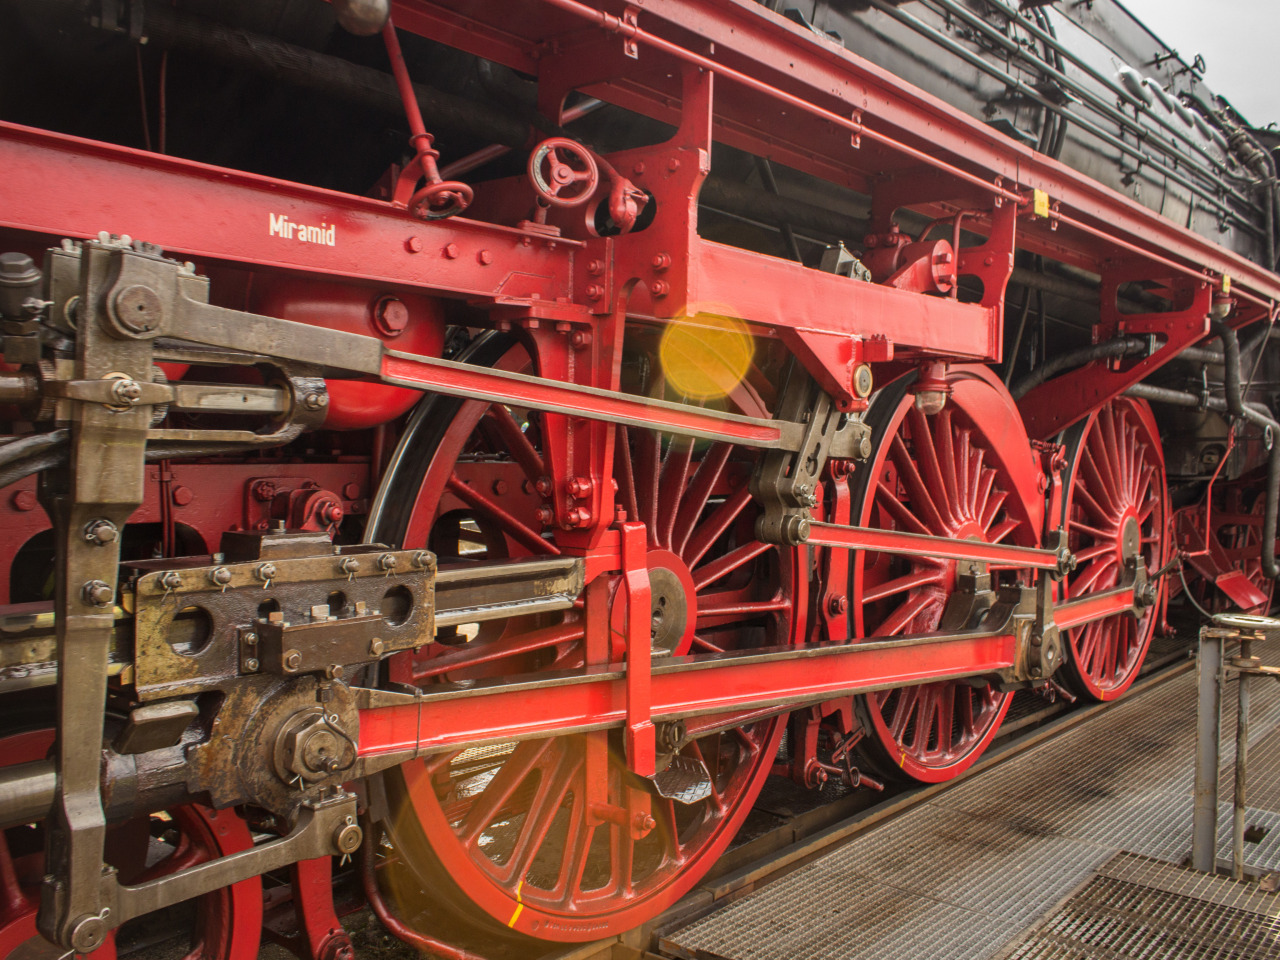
[
  {"x1": 528, "y1": 138, "x2": 600, "y2": 208},
  {"x1": 409, "y1": 180, "x2": 474, "y2": 221},
  {"x1": 1058, "y1": 397, "x2": 1169, "y2": 700},
  {"x1": 0, "y1": 729, "x2": 261, "y2": 960},
  {"x1": 845, "y1": 366, "x2": 1044, "y2": 783}
]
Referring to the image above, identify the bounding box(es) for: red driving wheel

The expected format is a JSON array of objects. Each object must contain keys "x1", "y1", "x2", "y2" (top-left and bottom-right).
[
  {"x1": 847, "y1": 366, "x2": 1044, "y2": 783},
  {"x1": 369, "y1": 336, "x2": 802, "y2": 941},
  {"x1": 0, "y1": 729, "x2": 261, "y2": 960},
  {"x1": 1058, "y1": 397, "x2": 1169, "y2": 700}
]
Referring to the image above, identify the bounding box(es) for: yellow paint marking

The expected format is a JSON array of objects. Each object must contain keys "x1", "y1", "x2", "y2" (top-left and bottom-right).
[{"x1": 507, "y1": 880, "x2": 524, "y2": 928}]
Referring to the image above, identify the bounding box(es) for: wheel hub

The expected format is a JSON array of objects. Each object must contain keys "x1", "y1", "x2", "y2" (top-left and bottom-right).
[
  {"x1": 1119, "y1": 513, "x2": 1141, "y2": 563},
  {"x1": 612, "y1": 549, "x2": 698, "y2": 655}
]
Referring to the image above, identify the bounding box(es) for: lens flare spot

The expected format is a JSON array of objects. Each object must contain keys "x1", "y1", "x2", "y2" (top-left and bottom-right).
[{"x1": 658, "y1": 313, "x2": 754, "y2": 401}]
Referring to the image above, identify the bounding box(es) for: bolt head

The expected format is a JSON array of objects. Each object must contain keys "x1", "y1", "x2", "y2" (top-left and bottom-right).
[
  {"x1": 69, "y1": 914, "x2": 108, "y2": 953},
  {"x1": 245, "y1": 658, "x2": 260, "y2": 672},
  {"x1": 111, "y1": 379, "x2": 143, "y2": 404},
  {"x1": 370, "y1": 639, "x2": 385, "y2": 656},
  {"x1": 303, "y1": 392, "x2": 329, "y2": 411},
  {"x1": 84, "y1": 519, "x2": 119, "y2": 545},
  {"x1": 443, "y1": 243, "x2": 459, "y2": 259},
  {"x1": 113, "y1": 284, "x2": 163, "y2": 334},
  {"x1": 405, "y1": 236, "x2": 423, "y2": 253},
  {"x1": 82, "y1": 580, "x2": 113, "y2": 606},
  {"x1": 373, "y1": 296, "x2": 409, "y2": 337},
  {"x1": 478, "y1": 249, "x2": 494, "y2": 265}
]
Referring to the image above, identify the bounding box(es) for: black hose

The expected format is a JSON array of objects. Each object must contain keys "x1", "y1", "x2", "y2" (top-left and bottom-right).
[
  {"x1": 1212, "y1": 320, "x2": 1280, "y2": 579},
  {"x1": 0, "y1": 429, "x2": 69, "y2": 469},
  {"x1": 1002, "y1": 284, "x2": 1033, "y2": 387},
  {"x1": 1010, "y1": 338, "x2": 1148, "y2": 400}
]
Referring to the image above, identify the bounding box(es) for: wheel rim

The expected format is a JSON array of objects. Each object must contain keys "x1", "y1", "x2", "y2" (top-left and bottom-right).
[
  {"x1": 0, "y1": 731, "x2": 261, "y2": 960},
  {"x1": 848, "y1": 367, "x2": 1043, "y2": 783},
  {"x1": 1060, "y1": 397, "x2": 1168, "y2": 700},
  {"x1": 373, "y1": 339, "x2": 801, "y2": 940}
]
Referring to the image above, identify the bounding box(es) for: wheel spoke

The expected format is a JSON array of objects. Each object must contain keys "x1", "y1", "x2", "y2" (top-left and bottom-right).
[
  {"x1": 887, "y1": 685, "x2": 921, "y2": 741},
  {"x1": 683, "y1": 486, "x2": 753, "y2": 569},
  {"x1": 635, "y1": 430, "x2": 662, "y2": 531},
  {"x1": 693, "y1": 540, "x2": 771, "y2": 591},
  {"x1": 906, "y1": 408, "x2": 955, "y2": 527},
  {"x1": 458, "y1": 741, "x2": 553, "y2": 847},
  {"x1": 483, "y1": 406, "x2": 546, "y2": 481},
  {"x1": 697, "y1": 596, "x2": 789, "y2": 618},
  {"x1": 979, "y1": 489, "x2": 1008, "y2": 533},
  {"x1": 616, "y1": 426, "x2": 641, "y2": 528},
  {"x1": 935, "y1": 409, "x2": 962, "y2": 521},
  {"x1": 416, "y1": 622, "x2": 585, "y2": 680},
  {"x1": 872, "y1": 590, "x2": 933, "y2": 637},
  {"x1": 446, "y1": 474, "x2": 558, "y2": 556},
  {"x1": 672, "y1": 443, "x2": 732, "y2": 557},
  {"x1": 890, "y1": 435, "x2": 947, "y2": 534},
  {"x1": 862, "y1": 567, "x2": 944, "y2": 603},
  {"x1": 499, "y1": 746, "x2": 581, "y2": 886},
  {"x1": 874, "y1": 481, "x2": 932, "y2": 535},
  {"x1": 934, "y1": 683, "x2": 956, "y2": 755},
  {"x1": 657, "y1": 438, "x2": 696, "y2": 551}
]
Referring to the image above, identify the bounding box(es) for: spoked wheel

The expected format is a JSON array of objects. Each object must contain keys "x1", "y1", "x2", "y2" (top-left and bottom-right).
[
  {"x1": 1058, "y1": 397, "x2": 1169, "y2": 700},
  {"x1": 846, "y1": 366, "x2": 1044, "y2": 783},
  {"x1": 1200, "y1": 487, "x2": 1275, "y2": 615},
  {"x1": 369, "y1": 336, "x2": 802, "y2": 941},
  {"x1": 0, "y1": 729, "x2": 261, "y2": 960}
]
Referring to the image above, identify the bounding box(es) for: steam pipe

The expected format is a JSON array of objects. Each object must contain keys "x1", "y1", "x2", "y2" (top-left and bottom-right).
[
  {"x1": 1212, "y1": 320, "x2": 1280, "y2": 579},
  {"x1": 1010, "y1": 338, "x2": 1149, "y2": 400}
]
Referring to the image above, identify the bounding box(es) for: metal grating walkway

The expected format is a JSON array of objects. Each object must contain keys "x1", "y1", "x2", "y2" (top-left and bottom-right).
[
  {"x1": 996, "y1": 852, "x2": 1280, "y2": 959},
  {"x1": 660, "y1": 642, "x2": 1280, "y2": 960}
]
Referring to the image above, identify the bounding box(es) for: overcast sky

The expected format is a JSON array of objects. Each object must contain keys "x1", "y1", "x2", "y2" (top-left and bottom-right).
[{"x1": 1115, "y1": 0, "x2": 1280, "y2": 128}]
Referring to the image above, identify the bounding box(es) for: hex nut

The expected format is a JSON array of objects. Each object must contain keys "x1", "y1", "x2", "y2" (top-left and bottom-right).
[
  {"x1": 81, "y1": 580, "x2": 113, "y2": 607},
  {"x1": 208, "y1": 567, "x2": 232, "y2": 587},
  {"x1": 283, "y1": 650, "x2": 303, "y2": 672},
  {"x1": 83, "y1": 519, "x2": 119, "y2": 545}
]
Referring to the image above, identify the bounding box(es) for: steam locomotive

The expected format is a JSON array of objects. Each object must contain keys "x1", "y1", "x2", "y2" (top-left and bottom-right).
[{"x1": 0, "y1": 0, "x2": 1276, "y2": 955}]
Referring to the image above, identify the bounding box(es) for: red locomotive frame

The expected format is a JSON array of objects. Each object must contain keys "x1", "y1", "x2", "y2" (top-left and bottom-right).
[{"x1": 0, "y1": 0, "x2": 1277, "y2": 955}]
